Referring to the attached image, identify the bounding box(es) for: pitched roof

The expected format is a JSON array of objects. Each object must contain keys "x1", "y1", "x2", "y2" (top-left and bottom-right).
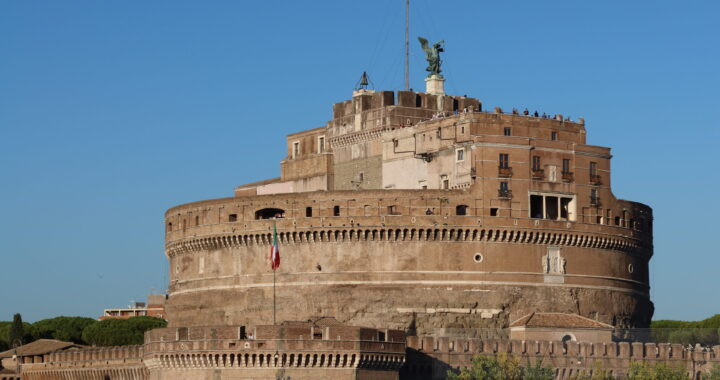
[
  {"x1": 0, "y1": 339, "x2": 83, "y2": 358},
  {"x1": 510, "y1": 312, "x2": 613, "y2": 329}
]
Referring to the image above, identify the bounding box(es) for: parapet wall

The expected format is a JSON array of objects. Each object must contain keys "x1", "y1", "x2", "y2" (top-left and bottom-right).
[
  {"x1": 21, "y1": 345, "x2": 146, "y2": 380},
  {"x1": 403, "y1": 336, "x2": 719, "y2": 380}
]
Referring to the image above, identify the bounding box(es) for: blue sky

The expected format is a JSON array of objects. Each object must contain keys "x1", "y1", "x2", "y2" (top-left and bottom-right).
[{"x1": 0, "y1": 1, "x2": 718, "y2": 323}]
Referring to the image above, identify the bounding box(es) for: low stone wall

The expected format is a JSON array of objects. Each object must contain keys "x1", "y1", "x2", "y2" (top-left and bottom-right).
[
  {"x1": 21, "y1": 345, "x2": 146, "y2": 380},
  {"x1": 402, "y1": 336, "x2": 720, "y2": 379}
]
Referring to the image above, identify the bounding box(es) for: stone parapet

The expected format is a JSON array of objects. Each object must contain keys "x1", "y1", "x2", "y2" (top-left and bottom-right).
[{"x1": 402, "y1": 336, "x2": 720, "y2": 379}]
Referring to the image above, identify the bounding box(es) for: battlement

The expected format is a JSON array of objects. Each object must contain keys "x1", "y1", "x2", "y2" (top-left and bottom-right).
[
  {"x1": 403, "y1": 337, "x2": 720, "y2": 379},
  {"x1": 331, "y1": 90, "x2": 481, "y2": 120}
]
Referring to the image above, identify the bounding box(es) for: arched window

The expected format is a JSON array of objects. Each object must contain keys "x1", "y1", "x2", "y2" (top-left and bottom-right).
[{"x1": 255, "y1": 208, "x2": 285, "y2": 220}]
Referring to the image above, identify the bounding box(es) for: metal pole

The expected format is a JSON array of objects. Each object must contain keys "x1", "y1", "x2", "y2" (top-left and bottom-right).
[
  {"x1": 405, "y1": 0, "x2": 410, "y2": 90},
  {"x1": 273, "y1": 269, "x2": 276, "y2": 325}
]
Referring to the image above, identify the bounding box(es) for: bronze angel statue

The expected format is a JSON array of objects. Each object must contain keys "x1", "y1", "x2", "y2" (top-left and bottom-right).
[{"x1": 418, "y1": 37, "x2": 444, "y2": 76}]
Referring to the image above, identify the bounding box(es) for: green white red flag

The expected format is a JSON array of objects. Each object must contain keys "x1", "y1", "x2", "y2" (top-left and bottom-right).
[{"x1": 270, "y1": 223, "x2": 280, "y2": 270}]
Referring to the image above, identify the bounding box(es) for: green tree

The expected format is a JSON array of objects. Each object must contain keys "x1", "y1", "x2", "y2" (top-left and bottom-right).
[
  {"x1": 627, "y1": 361, "x2": 687, "y2": 380},
  {"x1": 0, "y1": 321, "x2": 34, "y2": 348},
  {"x1": 9, "y1": 314, "x2": 24, "y2": 347},
  {"x1": 32, "y1": 316, "x2": 98, "y2": 344},
  {"x1": 447, "y1": 354, "x2": 553, "y2": 380},
  {"x1": 81, "y1": 317, "x2": 166, "y2": 346},
  {"x1": 568, "y1": 362, "x2": 615, "y2": 380},
  {"x1": 706, "y1": 363, "x2": 720, "y2": 380}
]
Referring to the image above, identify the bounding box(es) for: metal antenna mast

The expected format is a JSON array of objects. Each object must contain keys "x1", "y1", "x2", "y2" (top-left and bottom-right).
[{"x1": 405, "y1": 0, "x2": 410, "y2": 90}]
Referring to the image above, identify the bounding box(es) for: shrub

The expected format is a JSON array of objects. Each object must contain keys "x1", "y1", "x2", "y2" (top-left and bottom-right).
[{"x1": 447, "y1": 354, "x2": 553, "y2": 380}]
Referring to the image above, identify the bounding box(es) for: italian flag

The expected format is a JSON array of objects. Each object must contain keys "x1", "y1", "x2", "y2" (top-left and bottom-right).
[{"x1": 270, "y1": 223, "x2": 280, "y2": 270}]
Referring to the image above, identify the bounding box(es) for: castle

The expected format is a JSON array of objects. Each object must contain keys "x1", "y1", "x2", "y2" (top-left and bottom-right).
[
  {"x1": 162, "y1": 77, "x2": 654, "y2": 335},
  {"x1": 16, "y1": 65, "x2": 718, "y2": 380}
]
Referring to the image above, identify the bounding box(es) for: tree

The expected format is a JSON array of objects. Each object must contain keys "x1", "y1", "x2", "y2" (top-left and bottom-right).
[
  {"x1": 707, "y1": 364, "x2": 720, "y2": 380},
  {"x1": 81, "y1": 317, "x2": 166, "y2": 346},
  {"x1": 567, "y1": 361, "x2": 615, "y2": 380},
  {"x1": 447, "y1": 354, "x2": 553, "y2": 380},
  {"x1": 32, "y1": 316, "x2": 98, "y2": 344},
  {"x1": 626, "y1": 361, "x2": 687, "y2": 380},
  {"x1": 9, "y1": 314, "x2": 24, "y2": 347}
]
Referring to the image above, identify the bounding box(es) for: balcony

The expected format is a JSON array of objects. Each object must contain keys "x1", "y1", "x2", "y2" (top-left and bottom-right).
[
  {"x1": 531, "y1": 169, "x2": 545, "y2": 180},
  {"x1": 562, "y1": 171, "x2": 574, "y2": 182},
  {"x1": 498, "y1": 189, "x2": 513, "y2": 199},
  {"x1": 590, "y1": 174, "x2": 602, "y2": 185},
  {"x1": 498, "y1": 167, "x2": 513, "y2": 178},
  {"x1": 590, "y1": 196, "x2": 601, "y2": 207}
]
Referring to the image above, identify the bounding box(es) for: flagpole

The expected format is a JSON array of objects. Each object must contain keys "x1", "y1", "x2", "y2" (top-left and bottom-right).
[{"x1": 273, "y1": 267, "x2": 276, "y2": 325}]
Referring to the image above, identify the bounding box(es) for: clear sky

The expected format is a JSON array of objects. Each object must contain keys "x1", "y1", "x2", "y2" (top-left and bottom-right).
[{"x1": 1, "y1": 1, "x2": 718, "y2": 323}]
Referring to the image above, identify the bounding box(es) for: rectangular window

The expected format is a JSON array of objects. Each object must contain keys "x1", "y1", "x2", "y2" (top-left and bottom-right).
[
  {"x1": 318, "y1": 136, "x2": 325, "y2": 153},
  {"x1": 551, "y1": 132, "x2": 558, "y2": 141},
  {"x1": 500, "y1": 181, "x2": 509, "y2": 192},
  {"x1": 442, "y1": 179, "x2": 449, "y2": 189},
  {"x1": 545, "y1": 196, "x2": 559, "y2": 220},
  {"x1": 532, "y1": 156, "x2": 541, "y2": 171},
  {"x1": 292, "y1": 141, "x2": 300, "y2": 159},
  {"x1": 305, "y1": 207, "x2": 312, "y2": 217},
  {"x1": 388, "y1": 205, "x2": 399, "y2": 215},
  {"x1": 590, "y1": 162, "x2": 598, "y2": 176},
  {"x1": 562, "y1": 159, "x2": 570, "y2": 173},
  {"x1": 333, "y1": 205, "x2": 340, "y2": 216},
  {"x1": 456, "y1": 148, "x2": 464, "y2": 161},
  {"x1": 530, "y1": 195, "x2": 543, "y2": 218},
  {"x1": 228, "y1": 214, "x2": 238, "y2": 222},
  {"x1": 490, "y1": 208, "x2": 498, "y2": 216},
  {"x1": 499, "y1": 153, "x2": 509, "y2": 168},
  {"x1": 504, "y1": 127, "x2": 512, "y2": 136}
]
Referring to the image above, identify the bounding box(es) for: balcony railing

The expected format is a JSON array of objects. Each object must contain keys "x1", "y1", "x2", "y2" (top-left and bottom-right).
[
  {"x1": 498, "y1": 167, "x2": 513, "y2": 178},
  {"x1": 590, "y1": 196, "x2": 601, "y2": 207},
  {"x1": 590, "y1": 174, "x2": 602, "y2": 185},
  {"x1": 498, "y1": 189, "x2": 513, "y2": 199},
  {"x1": 562, "y1": 171, "x2": 574, "y2": 182},
  {"x1": 531, "y1": 169, "x2": 544, "y2": 180}
]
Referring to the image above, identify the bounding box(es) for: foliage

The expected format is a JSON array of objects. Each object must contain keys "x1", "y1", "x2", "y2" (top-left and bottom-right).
[
  {"x1": 0, "y1": 321, "x2": 34, "y2": 348},
  {"x1": 446, "y1": 354, "x2": 553, "y2": 380},
  {"x1": 81, "y1": 317, "x2": 166, "y2": 346},
  {"x1": 707, "y1": 364, "x2": 720, "y2": 380},
  {"x1": 568, "y1": 361, "x2": 615, "y2": 380},
  {"x1": 32, "y1": 316, "x2": 98, "y2": 344},
  {"x1": 626, "y1": 361, "x2": 687, "y2": 380},
  {"x1": 9, "y1": 314, "x2": 25, "y2": 347},
  {"x1": 651, "y1": 314, "x2": 720, "y2": 345}
]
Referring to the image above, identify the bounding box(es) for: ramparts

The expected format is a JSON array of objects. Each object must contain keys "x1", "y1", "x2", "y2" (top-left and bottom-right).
[{"x1": 403, "y1": 336, "x2": 720, "y2": 379}]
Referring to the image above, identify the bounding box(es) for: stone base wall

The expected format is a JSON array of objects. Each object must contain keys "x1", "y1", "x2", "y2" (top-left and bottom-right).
[{"x1": 402, "y1": 336, "x2": 720, "y2": 380}]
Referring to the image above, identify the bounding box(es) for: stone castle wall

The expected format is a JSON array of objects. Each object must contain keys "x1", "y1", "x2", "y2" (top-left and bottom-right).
[
  {"x1": 403, "y1": 336, "x2": 720, "y2": 380},
  {"x1": 21, "y1": 345, "x2": 146, "y2": 380},
  {"x1": 163, "y1": 189, "x2": 652, "y2": 332}
]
